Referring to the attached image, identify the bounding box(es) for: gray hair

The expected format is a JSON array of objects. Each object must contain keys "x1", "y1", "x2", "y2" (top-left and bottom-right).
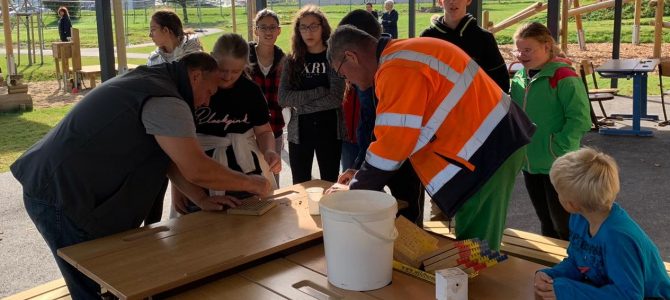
[
  {"x1": 384, "y1": 0, "x2": 394, "y2": 7},
  {"x1": 326, "y1": 25, "x2": 378, "y2": 65}
]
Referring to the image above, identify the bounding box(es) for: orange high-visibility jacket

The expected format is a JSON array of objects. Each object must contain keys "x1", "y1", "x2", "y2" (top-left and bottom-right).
[{"x1": 352, "y1": 37, "x2": 535, "y2": 217}]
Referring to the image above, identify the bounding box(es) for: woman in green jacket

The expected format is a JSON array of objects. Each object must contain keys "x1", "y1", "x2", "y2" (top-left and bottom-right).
[{"x1": 510, "y1": 22, "x2": 591, "y2": 240}]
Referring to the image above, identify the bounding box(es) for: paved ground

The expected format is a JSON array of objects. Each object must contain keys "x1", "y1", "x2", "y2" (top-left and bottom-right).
[{"x1": 1, "y1": 94, "x2": 670, "y2": 297}]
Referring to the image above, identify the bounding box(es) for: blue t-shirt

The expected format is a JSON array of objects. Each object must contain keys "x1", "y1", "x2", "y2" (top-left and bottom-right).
[{"x1": 541, "y1": 203, "x2": 670, "y2": 299}]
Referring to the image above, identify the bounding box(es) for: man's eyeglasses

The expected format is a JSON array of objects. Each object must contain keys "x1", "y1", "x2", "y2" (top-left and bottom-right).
[
  {"x1": 298, "y1": 23, "x2": 322, "y2": 33},
  {"x1": 335, "y1": 55, "x2": 348, "y2": 79},
  {"x1": 256, "y1": 25, "x2": 279, "y2": 33},
  {"x1": 511, "y1": 48, "x2": 537, "y2": 57}
]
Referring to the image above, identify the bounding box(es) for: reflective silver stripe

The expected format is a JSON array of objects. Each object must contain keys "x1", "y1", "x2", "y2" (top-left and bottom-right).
[
  {"x1": 366, "y1": 150, "x2": 403, "y2": 171},
  {"x1": 458, "y1": 92, "x2": 511, "y2": 159},
  {"x1": 412, "y1": 59, "x2": 480, "y2": 154},
  {"x1": 376, "y1": 113, "x2": 423, "y2": 129},
  {"x1": 426, "y1": 164, "x2": 461, "y2": 195},
  {"x1": 380, "y1": 50, "x2": 461, "y2": 83},
  {"x1": 425, "y1": 91, "x2": 511, "y2": 195}
]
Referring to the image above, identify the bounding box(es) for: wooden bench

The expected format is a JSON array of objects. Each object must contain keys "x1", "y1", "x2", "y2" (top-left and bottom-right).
[
  {"x1": 422, "y1": 220, "x2": 456, "y2": 239},
  {"x1": 500, "y1": 228, "x2": 568, "y2": 266},
  {"x1": 4, "y1": 278, "x2": 70, "y2": 300},
  {"x1": 78, "y1": 64, "x2": 139, "y2": 89},
  {"x1": 424, "y1": 224, "x2": 670, "y2": 276},
  {"x1": 501, "y1": 228, "x2": 670, "y2": 277}
]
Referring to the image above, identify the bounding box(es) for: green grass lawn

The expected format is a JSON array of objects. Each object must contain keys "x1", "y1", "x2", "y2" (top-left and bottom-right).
[
  {"x1": 0, "y1": 0, "x2": 668, "y2": 171},
  {"x1": 0, "y1": 105, "x2": 73, "y2": 172}
]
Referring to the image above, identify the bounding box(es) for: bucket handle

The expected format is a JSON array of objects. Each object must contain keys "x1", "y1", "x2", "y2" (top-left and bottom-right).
[{"x1": 352, "y1": 217, "x2": 398, "y2": 243}]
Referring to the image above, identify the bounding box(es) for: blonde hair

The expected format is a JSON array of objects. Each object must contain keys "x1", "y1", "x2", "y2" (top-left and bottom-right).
[
  {"x1": 513, "y1": 22, "x2": 564, "y2": 59},
  {"x1": 549, "y1": 148, "x2": 620, "y2": 212}
]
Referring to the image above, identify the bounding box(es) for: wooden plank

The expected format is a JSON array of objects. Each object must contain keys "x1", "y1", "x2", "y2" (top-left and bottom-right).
[
  {"x1": 286, "y1": 239, "x2": 541, "y2": 299},
  {"x1": 503, "y1": 228, "x2": 569, "y2": 249},
  {"x1": 286, "y1": 244, "x2": 436, "y2": 299},
  {"x1": 57, "y1": 180, "x2": 331, "y2": 300},
  {"x1": 3, "y1": 278, "x2": 67, "y2": 300},
  {"x1": 500, "y1": 243, "x2": 565, "y2": 265},
  {"x1": 240, "y1": 259, "x2": 376, "y2": 300},
  {"x1": 27, "y1": 286, "x2": 69, "y2": 300},
  {"x1": 167, "y1": 275, "x2": 282, "y2": 300},
  {"x1": 502, "y1": 235, "x2": 568, "y2": 257},
  {"x1": 422, "y1": 221, "x2": 456, "y2": 239}
]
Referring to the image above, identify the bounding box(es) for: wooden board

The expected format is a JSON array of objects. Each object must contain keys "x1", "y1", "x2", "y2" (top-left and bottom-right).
[
  {"x1": 286, "y1": 244, "x2": 436, "y2": 300},
  {"x1": 393, "y1": 216, "x2": 439, "y2": 267},
  {"x1": 166, "y1": 275, "x2": 282, "y2": 300},
  {"x1": 240, "y1": 258, "x2": 377, "y2": 300},
  {"x1": 3, "y1": 278, "x2": 69, "y2": 300},
  {"x1": 286, "y1": 242, "x2": 541, "y2": 300},
  {"x1": 57, "y1": 180, "x2": 332, "y2": 300},
  {"x1": 504, "y1": 228, "x2": 569, "y2": 249}
]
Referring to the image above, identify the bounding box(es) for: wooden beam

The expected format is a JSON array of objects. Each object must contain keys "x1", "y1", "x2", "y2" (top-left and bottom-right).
[
  {"x1": 653, "y1": 0, "x2": 664, "y2": 58},
  {"x1": 247, "y1": 0, "x2": 256, "y2": 41},
  {"x1": 633, "y1": 0, "x2": 642, "y2": 44},
  {"x1": 561, "y1": 0, "x2": 569, "y2": 54},
  {"x1": 651, "y1": 20, "x2": 670, "y2": 28},
  {"x1": 574, "y1": 0, "x2": 587, "y2": 50},
  {"x1": 567, "y1": 0, "x2": 633, "y2": 18},
  {"x1": 112, "y1": 0, "x2": 128, "y2": 73},
  {"x1": 496, "y1": 2, "x2": 542, "y2": 28},
  {"x1": 2, "y1": 0, "x2": 15, "y2": 75},
  {"x1": 490, "y1": 2, "x2": 547, "y2": 33},
  {"x1": 232, "y1": 0, "x2": 237, "y2": 33}
]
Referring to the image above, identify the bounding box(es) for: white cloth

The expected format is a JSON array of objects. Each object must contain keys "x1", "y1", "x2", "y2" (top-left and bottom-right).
[
  {"x1": 147, "y1": 34, "x2": 203, "y2": 66},
  {"x1": 197, "y1": 130, "x2": 277, "y2": 196}
]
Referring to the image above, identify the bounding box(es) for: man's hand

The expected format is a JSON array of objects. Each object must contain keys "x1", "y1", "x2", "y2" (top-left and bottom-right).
[
  {"x1": 534, "y1": 271, "x2": 556, "y2": 299},
  {"x1": 172, "y1": 188, "x2": 191, "y2": 215},
  {"x1": 248, "y1": 174, "x2": 272, "y2": 197},
  {"x1": 192, "y1": 195, "x2": 242, "y2": 211},
  {"x1": 337, "y1": 169, "x2": 357, "y2": 185},
  {"x1": 264, "y1": 150, "x2": 281, "y2": 174},
  {"x1": 325, "y1": 182, "x2": 350, "y2": 194}
]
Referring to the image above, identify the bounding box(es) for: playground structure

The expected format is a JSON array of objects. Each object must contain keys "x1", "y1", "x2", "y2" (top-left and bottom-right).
[
  {"x1": 481, "y1": 0, "x2": 666, "y2": 58},
  {"x1": 0, "y1": 0, "x2": 33, "y2": 112}
]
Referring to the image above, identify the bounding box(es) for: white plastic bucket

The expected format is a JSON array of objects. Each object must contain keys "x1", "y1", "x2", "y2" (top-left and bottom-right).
[{"x1": 319, "y1": 190, "x2": 398, "y2": 291}]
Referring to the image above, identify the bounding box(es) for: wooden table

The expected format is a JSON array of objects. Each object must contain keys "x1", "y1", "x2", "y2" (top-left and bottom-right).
[
  {"x1": 59, "y1": 179, "x2": 544, "y2": 299},
  {"x1": 596, "y1": 58, "x2": 660, "y2": 136},
  {"x1": 169, "y1": 241, "x2": 542, "y2": 299},
  {"x1": 58, "y1": 180, "x2": 331, "y2": 300}
]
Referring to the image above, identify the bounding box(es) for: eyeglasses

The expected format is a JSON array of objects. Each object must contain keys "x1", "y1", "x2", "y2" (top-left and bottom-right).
[
  {"x1": 511, "y1": 48, "x2": 537, "y2": 57},
  {"x1": 298, "y1": 23, "x2": 321, "y2": 33},
  {"x1": 256, "y1": 25, "x2": 279, "y2": 33},
  {"x1": 335, "y1": 55, "x2": 348, "y2": 79}
]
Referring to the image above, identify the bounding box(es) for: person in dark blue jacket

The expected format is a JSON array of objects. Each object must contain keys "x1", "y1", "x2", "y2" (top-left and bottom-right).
[{"x1": 57, "y1": 6, "x2": 72, "y2": 42}]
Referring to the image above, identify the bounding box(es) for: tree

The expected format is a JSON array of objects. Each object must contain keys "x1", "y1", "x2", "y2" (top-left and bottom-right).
[{"x1": 159, "y1": 0, "x2": 189, "y2": 23}]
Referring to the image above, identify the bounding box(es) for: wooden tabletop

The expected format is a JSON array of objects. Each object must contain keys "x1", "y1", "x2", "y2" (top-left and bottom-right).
[
  {"x1": 169, "y1": 240, "x2": 543, "y2": 299},
  {"x1": 58, "y1": 180, "x2": 332, "y2": 300}
]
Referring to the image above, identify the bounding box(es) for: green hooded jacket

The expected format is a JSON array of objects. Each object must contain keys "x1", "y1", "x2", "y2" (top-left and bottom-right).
[{"x1": 510, "y1": 61, "x2": 591, "y2": 174}]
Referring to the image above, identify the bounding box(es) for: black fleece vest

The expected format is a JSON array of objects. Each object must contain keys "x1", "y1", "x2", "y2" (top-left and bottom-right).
[{"x1": 11, "y1": 62, "x2": 193, "y2": 236}]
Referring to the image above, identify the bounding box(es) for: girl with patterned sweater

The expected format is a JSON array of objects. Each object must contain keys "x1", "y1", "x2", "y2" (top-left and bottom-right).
[{"x1": 249, "y1": 9, "x2": 286, "y2": 185}]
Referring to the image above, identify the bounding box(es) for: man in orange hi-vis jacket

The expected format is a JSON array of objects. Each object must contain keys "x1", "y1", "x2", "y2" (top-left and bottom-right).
[{"x1": 326, "y1": 25, "x2": 536, "y2": 250}]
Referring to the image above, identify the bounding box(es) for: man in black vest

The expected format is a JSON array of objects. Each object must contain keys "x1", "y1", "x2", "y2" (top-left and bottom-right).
[{"x1": 10, "y1": 52, "x2": 271, "y2": 299}]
